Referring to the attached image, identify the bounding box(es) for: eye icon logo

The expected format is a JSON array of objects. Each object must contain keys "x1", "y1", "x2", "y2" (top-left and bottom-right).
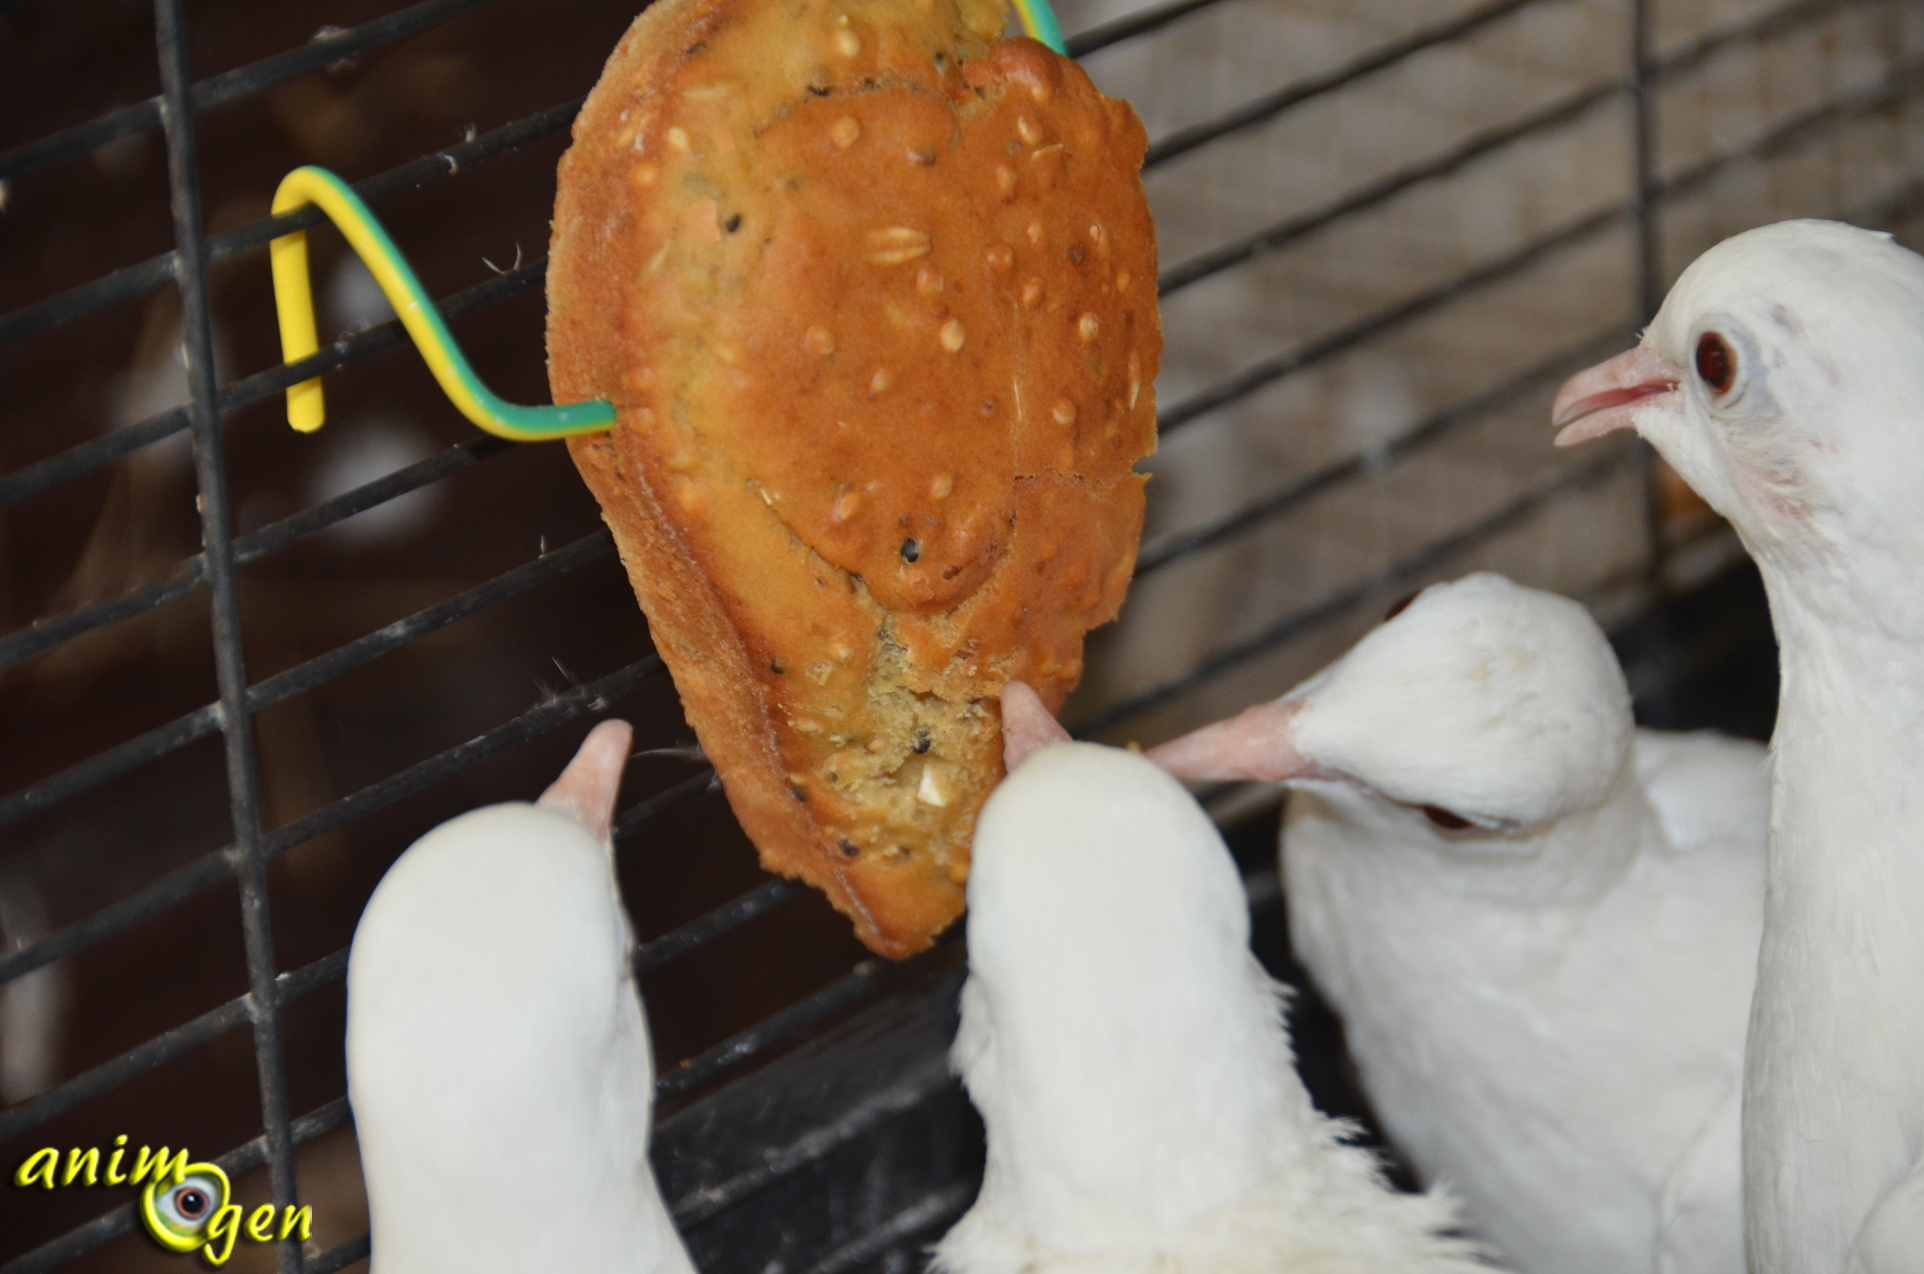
[
  {"x1": 141, "y1": 1163, "x2": 230, "y2": 1253},
  {"x1": 15, "y1": 1139, "x2": 312, "y2": 1264}
]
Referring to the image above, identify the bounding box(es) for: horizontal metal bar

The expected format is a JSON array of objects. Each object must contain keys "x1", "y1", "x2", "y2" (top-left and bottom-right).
[
  {"x1": 0, "y1": 275, "x2": 538, "y2": 674},
  {"x1": 1655, "y1": 52, "x2": 1924, "y2": 199},
  {"x1": 613, "y1": 768, "x2": 722, "y2": 851},
  {"x1": 0, "y1": 0, "x2": 505, "y2": 182},
  {"x1": 0, "y1": 99, "x2": 575, "y2": 350},
  {"x1": 1, "y1": 1097, "x2": 351, "y2": 1274},
  {"x1": 0, "y1": 852, "x2": 233, "y2": 992},
  {"x1": 0, "y1": 650, "x2": 661, "y2": 994},
  {"x1": 656, "y1": 942, "x2": 955, "y2": 1105},
  {"x1": 635, "y1": 877, "x2": 805, "y2": 975},
  {"x1": 279, "y1": 948, "x2": 350, "y2": 1002},
  {"x1": 0, "y1": 996, "x2": 250, "y2": 1147},
  {"x1": 1652, "y1": 0, "x2": 1889, "y2": 83},
  {"x1": 674, "y1": 1045, "x2": 965, "y2": 1232},
  {"x1": 1136, "y1": 0, "x2": 1857, "y2": 179},
  {"x1": 1142, "y1": 0, "x2": 1547, "y2": 171},
  {"x1": 1158, "y1": 76, "x2": 1619, "y2": 298},
  {"x1": 1158, "y1": 202, "x2": 1624, "y2": 435},
  {"x1": 1151, "y1": 39, "x2": 1924, "y2": 448},
  {"x1": 1847, "y1": 173, "x2": 1924, "y2": 227},
  {"x1": 1136, "y1": 326, "x2": 1633, "y2": 576},
  {"x1": 1074, "y1": 446, "x2": 1639, "y2": 735},
  {"x1": 0, "y1": 253, "x2": 185, "y2": 361},
  {"x1": 0, "y1": 565, "x2": 206, "y2": 678},
  {"x1": 303, "y1": 1233, "x2": 371, "y2": 1274},
  {"x1": 1066, "y1": 0, "x2": 1236, "y2": 57},
  {"x1": 233, "y1": 436, "x2": 515, "y2": 564},
  {"x1": 249, "y1": 530, "x2": 613, "y2": 709},
  {"x1": 0, "y1": 801, "x2": 799, "y2": 1174},
  {"x1": 0, "y1": 945, "x2": 343, "y2": 1146},
  {"x1": 259, "y1": 655, "x2": 668, "y2": 860},
  {"x1": 0, "y1": 406, "x2": 188, "y2": 513},
  {"x1": 803, "y1": 1181, "x2": 976, "y2": 1274},
  {"x1": 0, "y1": 254, "x2": 532, "y2": 517},
  {"x1": 0, "y1": 703, "x2": 221, "y2": 832},
  {"x1": 0, "y1": 445, "x2": 544, "y2": 830}
]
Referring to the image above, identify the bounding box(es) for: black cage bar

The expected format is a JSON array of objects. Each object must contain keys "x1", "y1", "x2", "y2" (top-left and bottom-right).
[{"x1": 0, "y1": 0, "x2": 1913, "y2": 1269}]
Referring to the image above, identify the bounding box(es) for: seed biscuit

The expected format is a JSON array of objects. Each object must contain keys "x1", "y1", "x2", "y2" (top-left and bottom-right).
[{"x1": 548, "y1": 0, "x2": 1158, "y2": 956}]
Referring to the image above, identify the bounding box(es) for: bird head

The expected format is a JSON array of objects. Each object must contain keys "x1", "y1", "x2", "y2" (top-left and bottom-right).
[
  {"x1": 1147, "y1": 574, "x2": 1634, "y2": 835},
  {"x1": 1554, "y1": 220, "x2": 1924, "y2": 574},
  {"x1": 346, "y1": 719, "x2": 697, "y2": 1273},
  {"x1": 956, "y1": 696, "x2": 1303, "y2": 1244}
]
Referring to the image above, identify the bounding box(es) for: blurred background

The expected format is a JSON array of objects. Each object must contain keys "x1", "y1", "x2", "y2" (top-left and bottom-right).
[{"x1": 0, "y1": 0, "x2": 1912, "y2": 1268}]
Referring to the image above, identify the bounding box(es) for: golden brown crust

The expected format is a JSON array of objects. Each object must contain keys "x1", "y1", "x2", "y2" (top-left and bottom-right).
[{"x1": 549, "y1": 0, "x2": 1158, "y2": 956}]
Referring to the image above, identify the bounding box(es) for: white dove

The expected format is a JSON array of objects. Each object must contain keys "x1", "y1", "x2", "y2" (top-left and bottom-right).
[
  {"x1": 1147, "y1": 572, "x2": 1767, "y2": 1274},
  {"x1": 346, "y1": 720, "x2": 698, "y2": 1274},
  {"x1": 1553, "y1": 219, "x2": 1924, "y2": 1274},
  {"x1": 932, "y1": 683, "x2": 1486, "y2": 1274}
]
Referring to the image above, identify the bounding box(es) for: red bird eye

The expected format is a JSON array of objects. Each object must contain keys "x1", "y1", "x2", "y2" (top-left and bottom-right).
[
  {"x1": 1695, "y1": 333, "x2": 1735, "y2": 394},
  {"x1": 1422, "y1": 805, "x2": 1471, "y2": 830}
]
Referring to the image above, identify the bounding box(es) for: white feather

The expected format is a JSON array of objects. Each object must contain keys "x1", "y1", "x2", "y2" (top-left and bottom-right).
[
  {"x1": 1574, "y1": 220, "x2": 1924, "y2": 1274},
  {"x1": 346, "y1": 757, "x2": 694, "y2": 1274},
  {"x1": 1271, "y1": 573, "x2": 1765, "y2": 1274},
  {"x1": 934, "y1": 742, "x2": 1486, "y2": 1274}
]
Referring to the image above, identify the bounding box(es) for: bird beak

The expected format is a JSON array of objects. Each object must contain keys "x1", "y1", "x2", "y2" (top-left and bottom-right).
[
  {"x1": 1144, "y1": 699, "x2": 1323, "y2": 784},
  {"x1": 538, "y1": 719, "x2": 635, "y2": 845},
  {"x1": 1001, "y1": 680, "x2": 1072, "y2": 773},
  {"x1": 1551, "y1": 345, "x2": 1682, "y2": 448}
]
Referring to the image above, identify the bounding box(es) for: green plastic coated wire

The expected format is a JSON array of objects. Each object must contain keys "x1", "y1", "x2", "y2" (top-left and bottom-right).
[
  {"x1": 1014, "y1": 0, "x2": 1068, "y2": 53},
  {"x1": 270, "y1": 166, "x2": 618, "y2": 441}
]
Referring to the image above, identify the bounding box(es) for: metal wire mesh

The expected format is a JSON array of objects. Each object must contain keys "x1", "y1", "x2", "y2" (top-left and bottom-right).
[{"x1": 0, "y1": 0, "x2": 1916, "y2": 1268}]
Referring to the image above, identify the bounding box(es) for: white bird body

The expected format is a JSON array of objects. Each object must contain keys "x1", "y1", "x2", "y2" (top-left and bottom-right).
[
  {"x1": 346, "y1": 723, "x2": 697, "y2": 1274},
  {"x1": 935, "y1": 687, "x2": 1485, "y2": 1274},
  {"x1": 1151, "y1": 573, "x2": 1767, "y2": 1274},
  {"x1": 1553, "y1": 220, "x2": 1924, "y2": 1274}
]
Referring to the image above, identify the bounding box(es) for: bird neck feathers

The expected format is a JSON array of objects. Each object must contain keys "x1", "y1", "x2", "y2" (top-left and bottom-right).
[{"x1": 955, "y1": 951, "x2": 1327, "y2": 1245}]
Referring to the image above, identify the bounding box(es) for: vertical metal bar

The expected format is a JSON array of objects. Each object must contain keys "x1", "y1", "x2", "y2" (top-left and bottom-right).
[
  {"x1": 152, "y1": 3, "x2": 302, "y2": 1271},
  {"x1": 1628, "y1": 0, "x2": 1682, "y2": 714},
  {"x1": 1630, "y1": 0, "x2": 1660, "y2": 322}
]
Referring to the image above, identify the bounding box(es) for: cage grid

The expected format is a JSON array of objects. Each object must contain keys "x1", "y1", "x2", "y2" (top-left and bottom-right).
[{"x1": 0, "y1": 0, "x2": 1917, "y2": 1268}]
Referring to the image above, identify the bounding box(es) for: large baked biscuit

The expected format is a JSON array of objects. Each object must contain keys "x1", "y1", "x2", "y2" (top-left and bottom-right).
[{"x1": 548, "y1": 0, "x2": 1158, "y2": 956}]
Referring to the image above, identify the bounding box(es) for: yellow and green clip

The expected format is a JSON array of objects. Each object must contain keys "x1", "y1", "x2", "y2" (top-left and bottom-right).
[
  {"x1": 266, "y1": 0, "x2": 1065, "y2": 442},
  {"x1": 1014, "y1": 0, "x2": 1067, "y2": 55},
  {"x1": 268, "y1": 166, "x2": 617, "y2": 442}
]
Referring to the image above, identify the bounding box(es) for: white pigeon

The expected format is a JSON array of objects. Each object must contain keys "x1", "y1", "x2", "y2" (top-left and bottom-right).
[
  {"x1": 1147, "y1": 572, "x2": 1768, "y2": 1274},
  {"x1": 1552, "y1": 219, "x2": 1924, "y2": 1274},
  {"x1": 346, "y1": 720, "x2": 697, "y2": 1274},
  {"x1": 932, "y1": 682, "x2": 1486, "y2": 1274}
]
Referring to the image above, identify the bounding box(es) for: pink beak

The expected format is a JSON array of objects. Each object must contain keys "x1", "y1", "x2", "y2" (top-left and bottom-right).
[
  {"x1": 1144, "y1": 699, "x2": 1322, "y2": 784},
  {"x1": 1551, "y1": 345, "x2": 1683, "y2": 448},
  {"x1": 539, "y1": 719, "x2": 635, "y2": 845},
  {"x1": 1001, "y1": 681, "x2": 1072, "y2": 772}
]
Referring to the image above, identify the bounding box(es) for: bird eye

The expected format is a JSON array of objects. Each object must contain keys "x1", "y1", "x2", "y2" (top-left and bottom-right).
[
  {"x1": 1695, "y1": 332, "x2": 1735, "y2": 395},
  {"x1": 1422, "y1": 805, "x2": 1471, "y2": 830}
]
